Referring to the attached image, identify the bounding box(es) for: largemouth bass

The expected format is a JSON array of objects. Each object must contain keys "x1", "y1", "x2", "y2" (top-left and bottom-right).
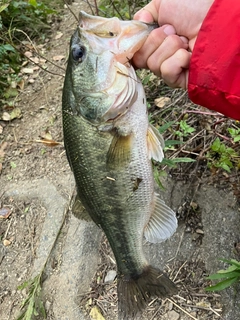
[{"x1": 62, "y1": 12, "x2": 178, "y2": 319}]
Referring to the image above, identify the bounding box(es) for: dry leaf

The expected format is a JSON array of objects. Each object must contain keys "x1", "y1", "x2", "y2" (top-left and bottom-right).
[
  {"x1": 17, "y1": 79, "x2": 25, "y2": 90},
  {"x1": 0, "y1": 207, "x2": 12, "y2": 219},
  {"x1": 35, "y1": 139, "x2": 60, "y2": 147},
  {"x1": 3, "y1": 239, "x2": 11, "y2": 246},
  {"x1": 22, "y1": 60, "x2": 29, "y2": 67},
  {"x1": 89, "y1": 306, "x2": 105, "y2": 320},
  {"x1": 30, "y1": 56, "x2": 40, "y2": 64},
  {"x1": 2, "y1": 112, "x2": 10, "y2": 121},
  {"x1": 21, "y1": 67, "x2": 34, "y2": 74},
  {"x1": 55, "y1": 32, "x2": 63, "y2": 39},
  {"x1": 0, "y1": 141, "x2": 8, "y2": 154},
  {"x1": 24, "y1": 51, "x2": 32, "y2": 58},
  {"x1": 154, "y1": 97, "x2": 171, "y2": 108},
  {"x1": 10, "y1": 108, "x2": 22, "y2": 120},
  {"x1": 53, "y1": 55, "x2": 65, "y2": 61}
]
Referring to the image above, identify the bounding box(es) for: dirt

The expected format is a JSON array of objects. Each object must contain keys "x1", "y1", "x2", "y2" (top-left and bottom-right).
[{"x1": 0, "y1": 1, "x2": 240, "y2": 320}]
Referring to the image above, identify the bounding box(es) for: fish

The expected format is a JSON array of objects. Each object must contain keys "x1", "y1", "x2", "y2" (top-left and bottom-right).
[{"x1": 62, "y1": 11, "x2": 178, "y2": 319}]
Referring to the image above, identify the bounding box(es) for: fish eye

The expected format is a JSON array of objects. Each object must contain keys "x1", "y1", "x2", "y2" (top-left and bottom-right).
[{"x1": 72, "y1": 44, "x2": 85, "y2": 63}]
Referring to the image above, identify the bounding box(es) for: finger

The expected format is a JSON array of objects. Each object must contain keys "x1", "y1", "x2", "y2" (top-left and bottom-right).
[
  {"x1": 134, "y1": 1, "x2": 159, "y2": 23},
  {"x1": 161, "y1": 49, "x2": 191, "y2": 89},
  {"x1": 133, "y1": 25, "x2": 176, "y2": 69},
  {"x1": 146, "y1": 35, "x2": 188, "y2": 76},
  {"x1": 133, "y1": 9, "x2": 155, "y2": 23}
]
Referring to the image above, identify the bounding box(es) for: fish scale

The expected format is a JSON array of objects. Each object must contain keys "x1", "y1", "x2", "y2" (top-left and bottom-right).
[{"x1": 62, "y1": 11, "x2": 178, "y2": 319}]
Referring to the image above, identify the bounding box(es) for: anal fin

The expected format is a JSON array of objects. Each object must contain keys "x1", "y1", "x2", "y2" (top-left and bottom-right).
[
  {"x1": 71, "y1": 194, "x2": 92, "y2": 221},
  {"x1": 144, "y1": 192, "x2": 177, "y2": 243}
]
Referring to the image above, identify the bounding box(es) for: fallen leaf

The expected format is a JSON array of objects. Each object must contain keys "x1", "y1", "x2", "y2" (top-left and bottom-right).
[
  {"x1": 2, "y1": 112, "x2": 11, "y2": 121},
  {"x1": 10, "y1": 108, "x2": 22, "y2": 120},
  {"x1": 3, "y1": 239, "x2": 11, "y2": 246},
  {"x1": 41, "y1": 131, "x2": 53, "y2": 141},
  {"x1": 89, "y1": 306, "x2": 105, "y2": 320},
  {"x1": 24, "y1": 51, "x2": 32, "y2": 58},
  {"x1": 0, "y1": 207, "x2": 12, "y2": 219},
  {"x1": 21, "y1": 60, "x2": 29, "y2": 67},
  {"x1": 154, "y1": 97, "x2": 171, "y2": 108},
  {"x1": 35, "y1": 139, "x2": 60, "y2": 147},
  {"x1": 21, "y1": 67, "x2": 34, "y2": 74},
  {"x1": 55, "y1": 32, "x2": 63, "y2": 39},
  {"x1": 0, "y1": 141, "x2": 8, "y2": 154},
  {"x1": 52, "y1": 55, "x2": 65, "y2": 61},
  {"x1": 30, "y1": 56, "x2": 40, "y2": 64},
  {"x1": 17, "y1": 79, "x2": 25, "y2": 90}
]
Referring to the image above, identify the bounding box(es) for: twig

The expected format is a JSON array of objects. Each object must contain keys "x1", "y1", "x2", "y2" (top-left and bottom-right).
[
  {"x1": 63, "y1": 0, "x2": 79, "y2": 21},
  {"x1": 182, "y1": 304, "x2": 222, "y2": 317},
  {"x1": 167, "y1": 298, "x2": 198, "y2": 320}
]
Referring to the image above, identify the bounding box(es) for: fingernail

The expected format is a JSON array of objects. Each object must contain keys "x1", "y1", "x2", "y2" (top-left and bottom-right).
[
  {"x1": 180, "y1": 36, "x2": 189, "y2": 44},
  {"x1": 163, "y1": 25, "x2": 176, "y2": 35}
]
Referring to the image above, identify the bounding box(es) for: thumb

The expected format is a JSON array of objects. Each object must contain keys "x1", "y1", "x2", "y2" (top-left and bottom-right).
[{"x1": 133, "y1": 8, "x2": 155, "y2": 23}]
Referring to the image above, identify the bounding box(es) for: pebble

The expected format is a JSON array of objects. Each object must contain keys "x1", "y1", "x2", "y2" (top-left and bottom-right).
[
  {"x1": 163, "y1": 310, "x2": 180, "y2": 320},
  {"x1": 104, "y1": 270, "x2": 117, "y2": 283}
]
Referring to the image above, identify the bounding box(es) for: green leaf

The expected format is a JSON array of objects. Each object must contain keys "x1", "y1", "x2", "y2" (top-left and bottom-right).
[
  {"x1": 220, "y1": 258, "x2": 240, "y2": 267},
  {"x1": 233, "y1": 136, "x2": 240, "y2": 142},
  {"x1": 29, "y1": 0, "x2": 38, "y2": 7},
  {"x1": 158, "y1": 121, "x2": 175, "y2": 134},
  {"x1": 206, "y1": 277, "x2": 238, "y2": 291},
  {"x1": 170, "y1": 157, "x2": 196, "y2": 163},
  {"x1": 207, "y1": 271, "x2": 240, "y2": 280},
  {"x1": 10, "y1": 161, "x2": 17, "y2": 169},
  {"x1": 164, "y1": 140, "x2": 183, "y2": 147},
  {"x1": 0, "y1": 3, "x2": 9, "y2": 13}
]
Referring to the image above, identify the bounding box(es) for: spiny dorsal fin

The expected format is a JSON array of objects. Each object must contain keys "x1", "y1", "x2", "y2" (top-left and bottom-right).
[
  {"x1": 72, "y1": 194, "x2": 92, "y2": 221},
  {"x1": 107, "y1": 133, "x2": 133, "y2": 169},
  {"x1": 147, "y1": 124, "x2": 164, "y2": 162},
  {"x1": 144, "y1": 192, "x2": 177, "y2": 243}
]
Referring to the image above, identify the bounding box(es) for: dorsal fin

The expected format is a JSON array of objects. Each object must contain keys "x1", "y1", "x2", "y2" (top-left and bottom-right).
[
  {"x1": 147, "y1": 124, "x2": 164, "y2": 162},
  {"x1": 144, "y1": 192, "x2": 177, "y2": 243}
]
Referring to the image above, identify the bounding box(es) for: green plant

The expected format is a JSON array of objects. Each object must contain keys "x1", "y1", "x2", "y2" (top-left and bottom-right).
[
  {"x1": 153, "y1": 121, "x2": 195, "y2": 189},
  {"x1": 175, "y1": 120, "x2": 196, "y2": 138},
  {"x1": 206, "y1": 137, "x2": 237, "y2": 173},
  {"x1": 98, "y1": 0, "x2": 148, "y2": 19},
  {"x1": 206, "y1": 258, "x2": 240, "y2": 292},
  {"x1": 1, "y1": 0, "x2": 56, "y2": 39},
  {"x1": 17, "y1": 274, "x2": 46, "y2": 320},
  {"x1": 0, "y1": 0, "x2": 57, "y2": 102},
  {"x1": 228, "y1": 127, "x2": 240, "y2": 142}
]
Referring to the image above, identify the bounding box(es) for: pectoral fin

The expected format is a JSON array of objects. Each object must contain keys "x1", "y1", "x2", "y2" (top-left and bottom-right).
[
  {"x1": 144, "y1": 193, "x2": 177, "y2": 243},
  {"x1": 107, "y1": 133, "x2": 133, "y2": 169},
  {"x1": 72, "y1": 194, "x2": 92, "y2": 221},
  {"x1": 147, "y1": 124, "x2": 164, "y2": 162}
]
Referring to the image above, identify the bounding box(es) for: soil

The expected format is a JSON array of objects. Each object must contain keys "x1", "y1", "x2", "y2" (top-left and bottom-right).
[{"x1": 0, "y1": 1, "x2": 240, "y2": 320}]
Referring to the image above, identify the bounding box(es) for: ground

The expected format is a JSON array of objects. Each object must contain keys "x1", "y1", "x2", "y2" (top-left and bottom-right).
[{"x1": 0, "y1": 1, "x2": 240, "y2": 320}]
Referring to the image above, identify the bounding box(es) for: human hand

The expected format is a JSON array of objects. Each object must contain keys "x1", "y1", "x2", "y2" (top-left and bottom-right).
[{"x1": 133, "y1": 0, "x2": 214, "y2": 88}]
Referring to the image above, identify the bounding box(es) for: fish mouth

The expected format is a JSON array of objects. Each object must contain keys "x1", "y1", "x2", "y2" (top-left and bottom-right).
[{"x1": 78, "y1": 11, "x2": 157, "y2": 61}]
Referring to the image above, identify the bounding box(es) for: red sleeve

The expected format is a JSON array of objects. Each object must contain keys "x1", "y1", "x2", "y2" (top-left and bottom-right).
[{"x1": 188, "y1": 0, "x2": 240, "y2": 120}]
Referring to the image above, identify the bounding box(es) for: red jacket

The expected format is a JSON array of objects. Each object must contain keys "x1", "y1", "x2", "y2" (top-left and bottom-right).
[{"x1": 188, "y1": 0, "x2": 240, "y2": 120}]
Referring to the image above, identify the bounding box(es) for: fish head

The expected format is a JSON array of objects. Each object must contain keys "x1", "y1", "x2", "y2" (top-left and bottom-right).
[{"x1": 66, "y1": 12, "x2": 155, "y2": 124}]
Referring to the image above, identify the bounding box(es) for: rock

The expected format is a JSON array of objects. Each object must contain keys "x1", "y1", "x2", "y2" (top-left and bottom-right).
[
  {"x1": 104, "y1": 270, "x2": 117, "y2": 283},
  {"x1": 163, "y1": 310, "x2": 180, "y2": 320}
]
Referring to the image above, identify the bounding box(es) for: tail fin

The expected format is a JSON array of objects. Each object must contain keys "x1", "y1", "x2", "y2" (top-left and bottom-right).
[{"x1": 117, "y1": 266, "x2": 177, "y2": 319}]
